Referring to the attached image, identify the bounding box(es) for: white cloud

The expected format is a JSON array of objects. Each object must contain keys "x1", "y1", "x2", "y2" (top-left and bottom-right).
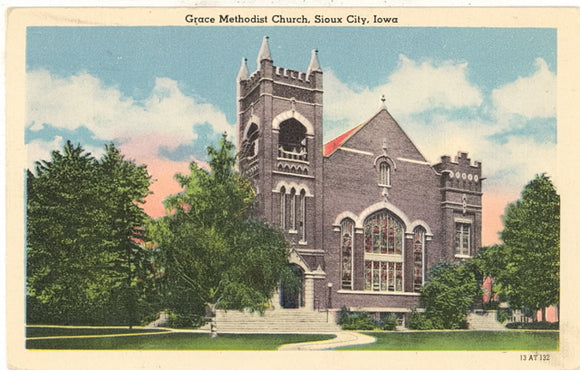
[
  {"x1": 323, "y1": 54, "x2": 483, "y2": 140},
  {"x1": 492, "y1": 58, "x2": 556, "y2": 120},
  {"x1": 27, "y1": 70, "x2": 233, "y2": 166},
  {"x1": 323, "y1": 55, "x2": 556, "y2": 196}
]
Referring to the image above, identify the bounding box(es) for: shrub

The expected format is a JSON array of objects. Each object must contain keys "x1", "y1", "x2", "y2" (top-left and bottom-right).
[
  {"x1": 337, "y1": 307, "x2": 378, "y2": 330},
  {"x1": 167, "y1": 311, "x2": 205, "y2": 328},
  {"x1": 380, "y1": 315, "x2": 398, "y2": 331},
  {"x1": 505, "y1": 321, "x2": 559, "y2": 330},
  {"x1": 407, "y1": 311, "x2": 434, "y2": 330},
  {"x1": 496, "y1": 308, "x2": 511, "y2": 324},
  {"x1": 420, "y1": 263, "x2": 479, "y2": 330}
]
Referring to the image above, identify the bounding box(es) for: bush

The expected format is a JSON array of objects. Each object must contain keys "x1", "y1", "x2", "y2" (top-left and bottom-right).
[
  {"x1": 420, "y1": 263, "x2": 479, "y2": 330},
  {"x1": 407, "y1": 311, "x2": 435, "y2": 330},
  {"x1": 506, "y1": 321, "x2": 559, "y2": 330},
  {"x1": 496, "y1": 308, "x2": 511, "y2": 324},
  {"x1": 167, "y1": 311, "x2": 205, "y2": 328},
  {"x1": 380, "y1": 315, "x2": 398, "y2": 331},
  {"x1": 337, "y1": 307, "x2": 378, "y2": 330}
]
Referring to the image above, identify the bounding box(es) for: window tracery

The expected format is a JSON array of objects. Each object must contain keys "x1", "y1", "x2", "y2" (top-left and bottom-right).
[{"x1": 363, "y1": 210, "x2": 404, "y2": 292}]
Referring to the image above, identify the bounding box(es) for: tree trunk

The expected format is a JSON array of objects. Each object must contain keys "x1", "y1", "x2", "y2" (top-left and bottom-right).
[
  {"x1": 207, "y1": 304, "x2": 218, "y2": 338},
  {"x1": 541, "y1": 307, "x2": 546, "y2": 322}
]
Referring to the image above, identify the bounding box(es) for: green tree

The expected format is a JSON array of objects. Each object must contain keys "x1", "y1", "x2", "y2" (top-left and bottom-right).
[
  {"x1": 419, "y1": 262, "x2": 480, "y2": 329},
  {"x1": 148, "y1": 134, "x2": 295, "y2": 337},
  {"x1": 499, "y1": 174, "x2": 560, "y2": 321},
  {"x1": 26, "y1": 141, "x2": 152, "y2": 327},
  {"x1": 471, "y1": 244, "x2": 509, "y2": 309}
]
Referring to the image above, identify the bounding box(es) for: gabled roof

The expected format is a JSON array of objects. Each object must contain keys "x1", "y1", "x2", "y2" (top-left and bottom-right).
[
  {"x1": 323, "y1": 123, "x2": 362, "y2": 157},
  {"x1": 323, "y1": 107, "x2": 429, "y2": 162},
  {"x1": 323, "y1": 108, "x2": 390, "y2": 157}
]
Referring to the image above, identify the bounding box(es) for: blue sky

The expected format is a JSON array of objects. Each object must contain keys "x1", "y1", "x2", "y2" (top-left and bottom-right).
[{"x1": 25, "y1": 26, "x2": 557, "y2": 242}]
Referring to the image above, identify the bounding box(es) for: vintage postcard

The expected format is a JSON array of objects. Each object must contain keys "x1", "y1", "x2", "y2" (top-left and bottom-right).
[{"x1": 5, "y1": 6, "x2": 580, "y2": 370}]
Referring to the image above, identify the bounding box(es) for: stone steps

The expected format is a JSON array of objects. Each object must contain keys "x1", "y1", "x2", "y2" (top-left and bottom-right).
[
  {"x1": 467, "y1": 311, "x2": 507, "y2": 331},
  {"x1": 201, "y1": 309, "x2": 341, "y2": 333}
]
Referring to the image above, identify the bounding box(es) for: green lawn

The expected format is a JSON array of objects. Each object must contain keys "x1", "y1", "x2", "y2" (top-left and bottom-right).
[
  {"x1": 26, "y1": 326, "x2": 166, "y2": 338},
  {"x1": 338, "y1": 331, "x2": 559, "y2": 351},
  {"x1": 26, "y1": 328, "x2": 335, "y2": 350}
]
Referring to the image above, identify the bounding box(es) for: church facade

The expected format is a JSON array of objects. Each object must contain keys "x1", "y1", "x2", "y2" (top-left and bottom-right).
[{"x1": 236, "y1": 37, "x2": 483, "y2": 323}]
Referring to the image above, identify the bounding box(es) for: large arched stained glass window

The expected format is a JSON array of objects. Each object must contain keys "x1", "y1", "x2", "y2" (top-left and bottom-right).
[
  {"x1": 364, "y1": 211, "x2": 403, "y2": 255},
  {"x1": 340, "y1": 219, "x2": 354, "y2": 290},
  {"x1": 363, "y1": 210, "x2": 404, "y2": 292},
  {"x1": 413, "y1": 227, "x2": 425, "y2": 292}
]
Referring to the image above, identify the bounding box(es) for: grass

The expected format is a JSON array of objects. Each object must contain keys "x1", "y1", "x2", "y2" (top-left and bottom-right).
[
  {"x1": 338, "y1": 331, "x2": 559, "y2": 351},
  {"x1": 26, "y1": 326, "x2": 165, "y2": 338},
  {"x1": 26, "y1": 327, "x2": 335, "y2": 350}
]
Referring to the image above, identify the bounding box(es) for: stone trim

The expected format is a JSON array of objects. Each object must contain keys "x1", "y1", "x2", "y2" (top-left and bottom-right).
[
  {"x1": 332, "y1": 211, "x2": 360, "y2": 227},
  {"x1": 272, "y1": 110, "x2": 314, "y2": 135},
  {"x1": 271, "y1": 180, "x2": 314, "y2": 197},
  {"x1": 347, "y1": 307, "x2": 413, "y2": 313},
  {"x1": 295, "y1": 248, "x2": 324, "y2": 256},
  {"x1": 337, "y1": 290, "x2": 420, "y2": 297},
  {"x1": 242, "y1": 114, "x2": 261, "y2": 138},
  {"x1": 357, "y1": 201, "x2": 411, "y2": 230},
  {"x1": 408, "y1": 220, "x2": 434, "y2": 237},
  {"x1": 272, "y1": 171, "x2": 315, "y2": 179},
  {"x1": 442, "y1": 201, "x2": 482, "y2": 209},
  {"x1": 396, "y1": 157, "x2": 431, "y2": 166},
  {"x1": 339, "y1": 147, "x2": 374, "y2": 156}
]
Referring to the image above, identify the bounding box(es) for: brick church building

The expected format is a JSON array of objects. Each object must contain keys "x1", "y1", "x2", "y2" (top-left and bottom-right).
[{"x1": 236, "y1": 37, "x2": 483, "y2": 323}]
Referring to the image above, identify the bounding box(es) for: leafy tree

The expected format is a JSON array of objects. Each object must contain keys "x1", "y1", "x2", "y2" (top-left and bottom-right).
[
  {"x1": 419, "y1": 262, "x2": 480, "y2": 329},
  {"x1": 148, "y1": 134, "x2": 296, "y2": 337},
  {"x1": 499, "y1": 174, "x2": 559, "y2": 321},
  {"x1": 471, "y1": 244, "x2": 509, "y2": 309},
  {"x1": 26, "y1": 141, "x2": 152, "y2": 327}
]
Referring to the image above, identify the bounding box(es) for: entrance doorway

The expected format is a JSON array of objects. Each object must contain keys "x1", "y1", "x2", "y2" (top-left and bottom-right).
[{"x1": 280, "y1": 264, "x2": 304, "y2": 309}]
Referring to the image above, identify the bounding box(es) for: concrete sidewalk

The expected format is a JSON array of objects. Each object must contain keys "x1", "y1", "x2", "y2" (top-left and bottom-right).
[{"x1": 277, "y1": 331, "x2": 376, "y2": 351}]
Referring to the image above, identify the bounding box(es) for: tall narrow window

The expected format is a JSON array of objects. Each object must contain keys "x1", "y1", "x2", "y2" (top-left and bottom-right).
[
  {"x1": 290, "y1": 188, "x2": 296, "y2": 231},
  {"x1": 455, "y1": 222, "x2": 471, "y2": 256},
  {"x1": 280, "y1": 187, "x2": 286, "y2": 230},
  {"x1": 413, "y1": 227, "x2": 425, "y2": 292},
  {"x1": 379, "y1": 161, "x2": 390, "y2": 186},
  {"x1": 340, "y1": 219, "x2": 354, "y2": 290},
  {"x1": 300, "y1": 190, "x2": 306, "y2": 242}
]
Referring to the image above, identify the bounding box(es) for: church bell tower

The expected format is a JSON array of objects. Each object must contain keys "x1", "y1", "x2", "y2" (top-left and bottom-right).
[{"x1": 237, "y1": 37, "x2": 325, "y2": 288}]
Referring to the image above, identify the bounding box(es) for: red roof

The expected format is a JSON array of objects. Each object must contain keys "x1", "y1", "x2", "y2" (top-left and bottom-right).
[{"x1": 323, "y1": 124, "x2": 361, "y2": 157}]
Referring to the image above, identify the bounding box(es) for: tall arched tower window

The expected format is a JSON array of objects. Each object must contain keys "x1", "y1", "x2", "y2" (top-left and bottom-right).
[
  {"x1": 413, "y1": 226, "x2": 426, "y2": 292},
  {"x1": 278, "y1": 119, "x2": 307, "y2": 162},
  {"x1": 363, "y1": 210, "x2": 404, "y2": 292},
  {"x1": 244, "y1": 123, "x2": 259, "y2": 158},
  {"x1": 340, "y1": 218, "x2": 354, "y2": 290}
]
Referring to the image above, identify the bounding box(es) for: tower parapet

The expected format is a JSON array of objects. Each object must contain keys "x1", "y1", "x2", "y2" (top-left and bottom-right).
[{"x1": 434, "y1": 151, "x2": 482, "y2": 193}]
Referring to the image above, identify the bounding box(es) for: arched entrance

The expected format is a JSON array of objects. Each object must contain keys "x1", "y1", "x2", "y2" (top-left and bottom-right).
[{"x1": 280, "y1": 264, "x2": 304, "y2": 309}]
